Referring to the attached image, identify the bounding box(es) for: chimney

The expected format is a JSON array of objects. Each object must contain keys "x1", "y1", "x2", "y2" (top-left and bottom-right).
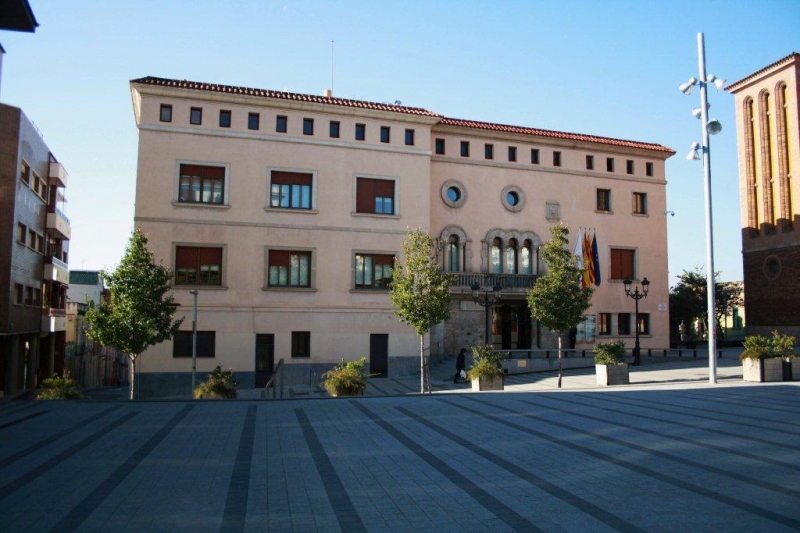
[{"x1": 323, "y1": 89, "x2": 332, "y2": 98}]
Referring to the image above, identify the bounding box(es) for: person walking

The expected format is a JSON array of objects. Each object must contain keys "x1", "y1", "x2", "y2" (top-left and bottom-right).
[{"x1": 454, "y1": 348, "x2": 467, "y2": 384}]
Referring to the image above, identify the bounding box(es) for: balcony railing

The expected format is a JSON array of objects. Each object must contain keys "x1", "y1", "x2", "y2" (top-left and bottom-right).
[{"x1": 449, "y1": 272, "x2": 537, "y2": 290}]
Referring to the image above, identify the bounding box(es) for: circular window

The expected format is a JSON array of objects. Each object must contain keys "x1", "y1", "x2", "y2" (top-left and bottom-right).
[
  {"x1": 763, "y1": 255, "x2": 782, "y2": 280},
  {"x1": 501, "y1": 185, "x2": 525, "y2": 212},
  {"x1": 441, "y1": 180, "x2": 467, "y2": 208}
]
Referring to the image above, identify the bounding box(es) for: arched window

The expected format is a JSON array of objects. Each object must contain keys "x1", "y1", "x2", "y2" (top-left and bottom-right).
[
  {"x1": 447, "y1": 235, "x2": 460, "y2": 272},
  {"x1": 491, "y1": 238, "x2": 502, "y2": 273},
  {"x1": 744, "y1": 97, "x2": 758, "y2": 235},
  {"x1": 505, "y1": 239, "x2": 518, "y2": 274},
  {"x1": 521, "y1": 240, "x2": 533, "y2": 275}
]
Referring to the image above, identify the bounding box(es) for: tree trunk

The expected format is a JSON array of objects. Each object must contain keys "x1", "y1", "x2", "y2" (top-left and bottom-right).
[
  {"x1": 419, "y1": 335, "x2": 425, "y2": 394},
  {"x1": 557, "y1": 335, "x2": 563, "y2": 389},
  {"x1": 129, "y1": 355, "x2": 137, "y2": 400}
]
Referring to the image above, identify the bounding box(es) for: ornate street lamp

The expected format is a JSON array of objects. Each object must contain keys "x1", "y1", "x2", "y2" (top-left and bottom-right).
[
  {"x1": 623, "y1": 277, "x2": 649, "y2": 366},
  {"x1": 471, "y1": 282, "x2": 502, "y2": 347}
]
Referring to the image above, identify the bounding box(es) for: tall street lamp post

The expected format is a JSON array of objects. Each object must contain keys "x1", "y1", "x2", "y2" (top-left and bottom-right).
[
  {"x1": 471, "y1": 283, "x2": 502, "y2": 347},
  {"x1": 190, "y1": 290, "x2": 198, "y2": 395},
  {"x1": 623, "y1": 277, "x2": 649, "y2": 366},
  {"x1": 679, "y1": 32, "x2": 726, "y2": 384}
]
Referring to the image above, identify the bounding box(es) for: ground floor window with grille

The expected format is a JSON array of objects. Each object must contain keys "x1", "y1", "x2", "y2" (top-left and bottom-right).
[
  {"x1": 598, "y1": 313, "x2": 612, "y2": 335},
  {"x1": 173, "y1": 331, "x2": 216, "y2": 357},
  {"x1": 269, "y1": 250, "x2": 311, "y2": 287},
  {"x1": 355, "y1": 254, "x2": 394, "y2": 288},
  {"x1": 637, "y1": 313, "x2": 650, "y2": 334},
  {"x1": 175, "y1": 246, "x2": 222, "y2": 286},
  {"x1": 618, "y1": 313, "x2": 631, "y2": 335}
]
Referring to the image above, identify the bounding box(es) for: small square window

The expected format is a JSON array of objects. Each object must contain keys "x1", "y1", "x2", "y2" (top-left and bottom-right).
[
  {"x1": 485, "y1": 144, "x2": 494, "y2": 160},
  {"x1": 531, "y1": 149, "x2": 540, "y2": 165},
  {"x1": 355, "y1": 123, "x2": 366, "y2": 141},
  {"x1": 190, "y1": 107, "x2": 202, "y2": 125},
  {"x1": 508, "y1": 146, "x2": 517, "y2": 162},
  {"x1": 160, "y1": 104, "x2": 172, "y2": 122},
  {"x1": 586, "y1": 155, "x2": 594, "y2": 170},
  {"x1": 597, "y1": 189, "x2": 611, "y2": 211},
  {"x1": 303, "y1": 118, "x2": 314, "y2": 136},
  {"x1": 435, "y1": 138, "x2": 445, "y2": 154},
  {"x1": 219, "y1": 110, "x2": 231, "y2": 128},
  {"x1": 460, "y1": 141, "x2": 470, "y2": 157},
  {"x1": 405, "y1": 129, "x2": 415, "y2": 146},
  {"x1": 248, "y1": 113, "x2": 260, "y2": 130},
  {"x1": 276, "y1": 115, "x2": 288, "y2": 133},
  {"x1": 330, "y1": 121, "x2": 340, "y2": 138},
  {"x1": 292, "y1": 331, "x2": 311, "y2": 358},
  {"x1": 606, "y1": 157, "x2": 615, "y2": 172},
  {"x1": 634, "y1": 192, "x2": 647, "y2": 215},
  {"x1": 626, "y1": 160, "x2": 634, "y2": 175},
  {"x1": 553, "y1": 151, "x2": 562, "y2": 167},
  {"x1": 646, "y1": 162, "x2": 654, "y2": 177},
  {"x1": 380, "y1": 126, "x2": 390, "y2": 143}
]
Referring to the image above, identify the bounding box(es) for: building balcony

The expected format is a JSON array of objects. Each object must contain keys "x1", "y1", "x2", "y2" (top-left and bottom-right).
[
  {"x1": 449, "y1": 272, "x2": 537, "y2": 295},
  {"x1": 44, "y1": 256, "x2": 69, "y2": 284},
  {"x1": 46, "y1": 207, "x2": 71, "y2": 240},
  {"x1": 41, "y1": 307, "x2": 68, "y2": 333},
  {"x1": 49, "y1": 162, "x2": 68, "y2": 189}
]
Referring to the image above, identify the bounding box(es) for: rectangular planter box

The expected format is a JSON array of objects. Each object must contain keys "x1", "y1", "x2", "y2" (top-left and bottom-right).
[
  {"x1": 742, "y1": 358, "x2": 784, "y2": 382},
  {"x1": 596, "y1": 364, "x2": 629, "y2": 386},
  {"x1": 471, "y1": 376, "x2": 504, "y2": 391},
  {"x1": 792, "y1": 360, "x2": 800, "y2": 381}
]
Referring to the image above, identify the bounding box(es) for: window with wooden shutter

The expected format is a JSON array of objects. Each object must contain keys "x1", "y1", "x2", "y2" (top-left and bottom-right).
[
  {"x1": 609, "y1": 248, "x2": 635, "y2": 280},
  {"x1": 270, "y1": 171, "x2": 312, "y2": 209},
  {"x1": 178, "y1": 164, "x2": 225, "y2": 205},
  {"x1": 356, "y1": 178, "x2": 395, "y2": 215},
  {"x1": 175, "y1": 246, "x2": 223, "y2": 285}
]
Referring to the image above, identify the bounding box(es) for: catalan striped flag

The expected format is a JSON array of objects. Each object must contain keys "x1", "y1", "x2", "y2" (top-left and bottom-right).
[{"x1": 582, "y1": 230, "x2": 595, "y2": 288}]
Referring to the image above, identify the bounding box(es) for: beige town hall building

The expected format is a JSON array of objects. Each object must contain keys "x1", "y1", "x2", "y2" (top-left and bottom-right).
[{"x1": 130, "y1": 76, "x2": 674, "y2": 397}]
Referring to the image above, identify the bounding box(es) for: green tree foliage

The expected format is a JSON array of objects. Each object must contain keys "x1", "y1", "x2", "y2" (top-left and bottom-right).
[
  {"x1": 527, "y1": 224, "x2": 594, "y2": 388},
  {"x1": 668, "y1": 269, "x2": 743, "y2": 344},
  {"x1": 389, "y1": 229, "x2": 454, "y2": 393},
  {"x1": 84, "y1": 229, "x2": 183, "y2": 399}
]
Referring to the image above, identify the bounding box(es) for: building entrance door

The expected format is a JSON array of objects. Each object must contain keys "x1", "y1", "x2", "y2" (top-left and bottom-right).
[
  {"x1": 497, "y1": 304, "x2": 533, "y2": 350},
  {"x1": 255, "y1": 334, "x2": 274, "y2": 388},
  {"x1": 370, "y1": 334, "x2": 389, "y2": 378}
]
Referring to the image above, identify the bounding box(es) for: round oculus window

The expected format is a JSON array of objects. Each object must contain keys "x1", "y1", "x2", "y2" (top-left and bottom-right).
[
  {"x1": 763, "y1": 255, "x2": 782, "y2": 280},
  {"x1": 441, "y1": 180, "x2": 467, "y2": 208},
  {"x1": 447, "y1": 186, "x2": 461, "y2": 203},
  {"x1": 501, "y1": 185, "x2": 525, "y2": 212},
  {"x1": 506, "y1": 191, "x2": 519, "y2": 206}
]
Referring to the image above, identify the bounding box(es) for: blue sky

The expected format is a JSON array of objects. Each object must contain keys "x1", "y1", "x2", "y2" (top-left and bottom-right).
[{"x1": 2, "y1": 0, "x2": 798, "y2": 285}]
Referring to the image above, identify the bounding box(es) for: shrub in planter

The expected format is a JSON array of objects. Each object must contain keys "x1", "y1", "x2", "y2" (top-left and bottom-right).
[
  {"x1": 194, "y1": 365, "x2": 238, "y2": 399},
  {"x1": 467, "y1": 345, "x2": 505, "y2": 391},
  {"x1": 593, "y1": 340, "x2": 626, "y2": 365},
  {"x1": 740, "y1": 333, "x2": 785, "y2": 382},
  {"x1": 322, "y1": 357, "x2": 368, "y2": 397},
  {"x1": 36, "y1": 372, "x2": 84, "y2": 400}
]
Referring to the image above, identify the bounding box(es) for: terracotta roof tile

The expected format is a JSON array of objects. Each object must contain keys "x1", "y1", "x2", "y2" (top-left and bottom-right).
[
  {"x1": 439, "y1": 117, "x2": 675, "y2": 154},
  {"x1": 130, "y1": 76, "x2": 441, "y2": 117},
  {"x1": 725, "y1": 52, "x2": 800, "y2": 92}
]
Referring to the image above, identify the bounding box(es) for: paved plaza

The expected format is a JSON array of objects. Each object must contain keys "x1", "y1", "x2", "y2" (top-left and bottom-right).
[{"x1": 1, "y1": 358, "x2": 799, "y2": 532}]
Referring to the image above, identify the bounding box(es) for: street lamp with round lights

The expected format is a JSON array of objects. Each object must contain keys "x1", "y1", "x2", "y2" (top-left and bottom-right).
[
  {"x1": 623, "y1": 277, "x2": 649, "y2": 366},
  {"x1": 471, "y1": 282, "x2": 502, "y2": 348}
]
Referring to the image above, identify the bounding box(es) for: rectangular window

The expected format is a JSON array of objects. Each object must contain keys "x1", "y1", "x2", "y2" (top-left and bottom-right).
[
  {"x1": 626, "y1": 159, "x2": 634, "y2": 175},
  {"x1": 175, "y1": 246, "x2": 223, "y2": 286},
  {"x1": 37, "y1": 234, "x2": 44, "y2": 254},
  {"x1": 173, "y1": 331, "x2": 216, "y2": 358},
  {"x1": 303, "y1": 118, "x2": 314, "y2": 136},
  {"x1": 17, "y1": 223, "x2": 27, "y2": 245},
  {"x1": 380, "y1": 126, "x2": 390, "y2": 143},
  {"x1": 553, "y1": 151, "x2": 562, "y2": 167},
  {"x1": 405, "y1": 129, "x2": 415, "y2": 146},
  {"x1": 606, "y1": 157, "x2": 615, "y2": 172},
  {"x1": 646, "y1": 162, "x2": 654, "y2": 177},
  {"x1": 28, "y1": 229, "x2": 37, "y2": 249},
  {"x1": 160, "y1": 104, "x2": 172, "y2": 122},
  {"x1": 633, "y1": 192, "x2": 647, "y2": 215},
  {"x1": 598, "y1": 313, "x2": 612, "y2": 335},
  {"x1": 638, "y1": 313, "x2": 650, "y2": 335},
  {"x1": 25, "y1": 286, "x2": 34, "y2": 306},
  {"x1": 610, "y1": 248, "x2": 635, "y2": 280},
  {"x1": 355, "y1": 254, "x2": 395, "y2": 289},
  {"x1": 270, "y1": 171, "x2": 312, "y2": 210},
  {"x1": 33, "y1": 288, "x2": 41, "y2": 307},
  {"x1": 355, "y1": 123, "x2": 366, "y2": 141},
  {"x1": 329, "y1": 121, "x2": 340, "y2": 138},
  {"x1": 586, "y1": 155, "x2": 594, "y2": 170},
  {"x1": 596, "y1": 189, "x2": 611, "y2": 211},
  {"x1": 292, "y1": 331, "x2": 311, "y2": 358},
  {"x1": 20, "y1": 161, "x2": 30, "y2": 184},
  {"x1": 276, "y1": 115, "x2": 288, "y2": 133},
  {"x1": 268, "y1": 250, "x2": 311, "y2": 287},
  {"x1": 248, "y1": 113, "x2": 260, "y2": 130},
  {"x1": 13, "y1": 284, "x2": 23, "y2": 305},
  {"x1": 508, "y1": 146, "x2": 517, "y2": 162},
  {"x1": 190, "y1": 107, "x2": 202, "y2": 125},
  {"x1": 435, "y1": 138, "x2": 445, "y2": 154},
  {"x1": 33, "y1": 175, "x2": 44, "y2": 199},
  {"x1": 460, "y1": 141, "x2": 470, "y2": 157},
  {"x1": 219, "y1": 110, "x2": 231, "y2": 128},
  {"x1": 618, "y1": 313, "x2": 631, "y2": 335},
  {"x1": 356, "y1": 177, "x2": 395, "y2": 215},
  {"x1": 178, "y1": 164, "x2": 225, "y2": 205},
  {"x1": 484, "y1": 143, "x2": 494, "y2": 160},
  {"x1": 531, "y1": 149, "x2": 540, "y2": 164}
]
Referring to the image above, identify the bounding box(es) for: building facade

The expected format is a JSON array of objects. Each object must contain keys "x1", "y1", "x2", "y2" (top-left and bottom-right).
[
  {"x1": 130, "y1": 77, "x2": 673, "y2": 398},
  {"x1": 0, "y1": 103, "x2": 71, "y2": 397},
  {"x1": 728, "y1": 53, "x2": 800, "y2": 337}
]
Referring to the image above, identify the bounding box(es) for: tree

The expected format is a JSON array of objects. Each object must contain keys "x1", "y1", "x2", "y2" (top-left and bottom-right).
[
  {"x1": 669, "y1": 268, "x2": 742, "y2": 344},
  {"x1": 84, "y1": 229, "x2": 183, "y2": 399},
  {"x1": 527, "y1": 224, "x2": 594, "y2": 388},
  {"x1": 389, "y1": 229, "x2": 454, "y2": 393}
]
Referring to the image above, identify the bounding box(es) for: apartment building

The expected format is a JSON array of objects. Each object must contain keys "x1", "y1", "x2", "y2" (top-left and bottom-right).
[
  {"x1": 728, "y1": 53, "x2": 800, "y2": 337},
  {"x1": 130, "y1": 76, "x2": 673, "y2": 398},
  {"x1": 0, "y1": 103, "x2": 71, "y2": 397}
]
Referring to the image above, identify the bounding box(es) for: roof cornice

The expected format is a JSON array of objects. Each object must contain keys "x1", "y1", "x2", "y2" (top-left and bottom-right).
[{"x1": 726, "y1": 52, "x2": 800, "y2": 93}]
